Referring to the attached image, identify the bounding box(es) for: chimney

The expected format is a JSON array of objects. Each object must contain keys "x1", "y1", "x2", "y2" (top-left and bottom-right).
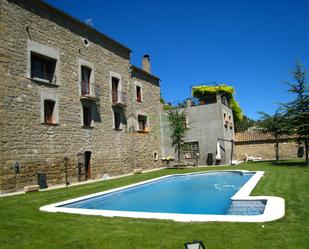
[{"x1": 142, "y1": 54, "x2": 151, "y2": 73}]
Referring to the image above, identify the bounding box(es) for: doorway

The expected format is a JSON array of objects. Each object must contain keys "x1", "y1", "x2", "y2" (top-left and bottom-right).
[{"x1": 85, "y1": 151, "x2": 91, "y2": 180}]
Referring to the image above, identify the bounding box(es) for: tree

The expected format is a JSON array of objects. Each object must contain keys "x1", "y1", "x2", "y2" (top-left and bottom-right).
[
  {"x1": 176, "y1": 100, "x2": 187, "y2": 108},
  {"x1": 257, "y1": 110, "x2": 288, "y2": 163},
  {"x1": 282, "y1": 62, "x2": 309, "y2": 165},
  {"x1": 167, "y1": 108, "x2": 188, "y2": 169},
  {"x1": 235, "y1": 115, "x2": 256, "y2": 132}
]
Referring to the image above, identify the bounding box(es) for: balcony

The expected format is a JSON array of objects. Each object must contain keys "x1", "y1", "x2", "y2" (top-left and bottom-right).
[
  {"x1": 112, "y1": 91, "x2": 127, "y2": 107},
  {"x1": 80, "y1": 81, "x2": 100, "y2": 100}
]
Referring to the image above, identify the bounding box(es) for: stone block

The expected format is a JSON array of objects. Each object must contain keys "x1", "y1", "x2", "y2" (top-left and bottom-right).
[
  {"x1": 24, "y1": 185, "x2": 39, "y2": 192},
  {"x1": 133, "y1": 168, "x2": 143, "y2": 174}
]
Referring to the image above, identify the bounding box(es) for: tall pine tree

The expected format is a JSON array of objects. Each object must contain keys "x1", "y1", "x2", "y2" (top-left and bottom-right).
[{"x1": 282, "y1": 62, "x2": 309, "y2": 165}]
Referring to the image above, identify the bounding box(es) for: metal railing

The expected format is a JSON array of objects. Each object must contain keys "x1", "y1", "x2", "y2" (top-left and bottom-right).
[
  {"x1": 112, "y1": 91, "x2": 127, "y2": 106},
  {"x1": 80, "y1": 81, "x2": 100, "y2": 99}
]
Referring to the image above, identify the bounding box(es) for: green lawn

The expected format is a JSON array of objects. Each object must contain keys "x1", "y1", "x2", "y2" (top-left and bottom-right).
[{"x1": 1, "y1": 160, "x2": 309, "y2": 249}]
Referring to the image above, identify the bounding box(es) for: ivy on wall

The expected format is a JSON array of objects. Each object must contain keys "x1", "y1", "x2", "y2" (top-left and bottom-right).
[{"x1": 192, "y1": 84, "x2": 243, "y2": 121}]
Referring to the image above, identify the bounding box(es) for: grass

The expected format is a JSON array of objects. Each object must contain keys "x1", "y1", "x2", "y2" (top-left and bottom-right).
[{"x1": 1, "y1": 160, "x2": 309, "y2": 249}]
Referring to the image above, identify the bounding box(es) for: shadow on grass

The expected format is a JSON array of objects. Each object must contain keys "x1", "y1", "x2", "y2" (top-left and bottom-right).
[{"x1": 270, "y1": 160, "x2": 307, "y2": 167}]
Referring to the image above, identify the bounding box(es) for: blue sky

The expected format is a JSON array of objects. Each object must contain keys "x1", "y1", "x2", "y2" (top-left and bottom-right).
[{"x1": 46, "y1": 0, "x2": 309, "y2": 119}]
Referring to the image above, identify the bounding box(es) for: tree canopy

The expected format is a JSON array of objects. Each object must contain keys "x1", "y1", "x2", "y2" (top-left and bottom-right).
[
  {"x1": 234, "y1": 115, "x2": 256, "y2": 132},
  {"x1": 257, "y1": 110, "x2": 289, "y2": 163},
  {"x1": 167, "y1": 108, "x2": 188, "y2": 168},
  {"x1": 281, "y1": 62, "x2": 309, "y2": 165}
]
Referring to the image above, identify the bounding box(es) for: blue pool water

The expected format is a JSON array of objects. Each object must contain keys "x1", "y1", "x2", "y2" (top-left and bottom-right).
[{"x1": 62, "y1": 171, "x2": 265, "y2": 215}]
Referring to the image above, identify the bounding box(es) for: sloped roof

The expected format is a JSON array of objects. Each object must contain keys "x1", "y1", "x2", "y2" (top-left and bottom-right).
[{"x1": 235, "y1": 132, "x2": 297, "y2": 142}]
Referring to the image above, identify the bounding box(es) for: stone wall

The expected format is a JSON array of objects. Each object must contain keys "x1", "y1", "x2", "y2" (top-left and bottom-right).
[
  {"x1": 131, "y1": 69, "x2": 162, "y2": 170},
  {"x1": 0, "y1": 0, "x2": 161, "y2": 192},
  {"x1": 234, "y1": 141, "x2": 301, "y2": 161}
]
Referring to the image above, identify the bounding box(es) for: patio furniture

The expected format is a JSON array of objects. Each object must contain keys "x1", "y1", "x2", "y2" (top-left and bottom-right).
[
  {"x1": 231, "y1": 160, "x2": 242, "y2": 165},
  {"x1": 244, "y1": 154, "x2": 262, "y2": 162}
]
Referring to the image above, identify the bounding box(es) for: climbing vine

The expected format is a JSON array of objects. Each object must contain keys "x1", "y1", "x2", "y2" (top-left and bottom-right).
[{"x1": 192, "y1": 84, "x2": 243, "y2": 121}]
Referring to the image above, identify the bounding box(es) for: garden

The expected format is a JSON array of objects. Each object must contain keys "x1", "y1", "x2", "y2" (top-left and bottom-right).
[{"x1": 1, "y1": 160, "x2": 308, "y2": 249}]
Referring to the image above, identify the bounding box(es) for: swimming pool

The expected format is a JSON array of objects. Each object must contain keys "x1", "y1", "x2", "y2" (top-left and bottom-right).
[{"x1": 40, "y1": 170, "x2": 285, "y2": 222}]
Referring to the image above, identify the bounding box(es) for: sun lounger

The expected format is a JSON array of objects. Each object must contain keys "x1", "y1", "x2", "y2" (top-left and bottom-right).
[
  {"x1": 231, "y1": 160, "x2": 242, "y2": 165},
  {"x1": 244, "y1": 154, "x2": 262, "y2": 162}
]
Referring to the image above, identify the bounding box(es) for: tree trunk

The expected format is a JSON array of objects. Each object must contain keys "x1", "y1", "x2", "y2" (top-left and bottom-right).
[
  {"x1": 275, "y1": 138, "x2": 279, "y2": 164},
  {"x1": 177, "y1": 141, "x2": 181, "y2": 170},
  {"x1": 305, "y1": 139, "x2": 308, "y2": 166}
]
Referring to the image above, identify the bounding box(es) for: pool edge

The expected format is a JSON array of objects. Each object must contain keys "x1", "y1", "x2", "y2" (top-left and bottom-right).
[{"x1": 40, "y1": 170, "x2": 285, "y2": 223}]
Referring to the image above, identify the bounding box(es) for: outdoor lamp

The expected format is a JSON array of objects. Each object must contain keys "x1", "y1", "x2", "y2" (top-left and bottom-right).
[
  {"x1": 184, "y1": 240, "x2": 206, "y2": 249},
  {"x1": 14, "y1": 161, "x2": 20, "y2": 174},
  {"x1": 195, "y1": 153, "x2": 200, "y2": 167}
]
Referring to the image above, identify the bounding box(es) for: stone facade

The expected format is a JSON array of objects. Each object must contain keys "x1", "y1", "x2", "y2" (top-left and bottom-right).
[
  {"x1": 161, "y1": 94, "x2": 235, "y2": 165},
  {"x1": 234, "y1": 133, "x2": 302, "y2": 161},
  {"x1": 0, "y1": 0, "x2": 161, "y2": 193}
]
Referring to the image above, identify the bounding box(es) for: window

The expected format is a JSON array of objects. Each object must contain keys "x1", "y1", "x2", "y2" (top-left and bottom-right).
[
  {"x1": 229, "y1": 115, "x2": 233, "y2": 128},
  {"x1": 81, "y1": 66, "x2": 92, "y2": 95},
  {"x1": 83, "y1": 106, "x2": 92, "y2": 127},
  {"x1": 112, "y1": 77, "x2": 119, "y2": 103},
  {"x1": 223, "y1": 113, "x2": 229, "y2": 126},
  {"x1": 40, "y1": 90, "x2": 59, "y2": 124},
  {"x1": 183, "y1": 142, "x2": 199, "y2": 159},
  {"x1": 27, "y1": 40, "x2": 60, "y2": 85},
  {"x1": 136, "y1": 86, "x2": 142, "y2": 102},
  {"x1": 31, "y1": 53, "x2": 56, "y2": 83},
  {"x1": 153, "y1": 152, "x2": 159, "y2": 161},
  {"x1": 82, "y1": 38, "x2": 90, "y2": 48},
  {"x1": 114, "y1": 111, "x2": 121, "y2": 130},
  {"x1": 138, "y1": 115, "x2": 148, "y2": 131},
  {"x1": 221, "y1": 95, "x2": 228, "y2": 106},
  {"x1": 81, "y1": 66, "x2": 91, "y2": 82},
  {"x1": 44, "y1": 100, "x2": 55, "y2": 124}
]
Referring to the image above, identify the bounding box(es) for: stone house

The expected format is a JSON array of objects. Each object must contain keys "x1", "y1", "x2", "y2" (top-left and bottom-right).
[
  {"x1": 0, "y1": 0, "x2": 161, "y2": 193},
  {"x1": 161, "y1": 92, "x2": 235, "y2": 166}
]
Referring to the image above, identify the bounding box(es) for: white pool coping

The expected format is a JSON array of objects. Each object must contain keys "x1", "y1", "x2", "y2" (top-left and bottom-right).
[{"x1": 40, "y1": 170, "x2": 285, "y2": 222}]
